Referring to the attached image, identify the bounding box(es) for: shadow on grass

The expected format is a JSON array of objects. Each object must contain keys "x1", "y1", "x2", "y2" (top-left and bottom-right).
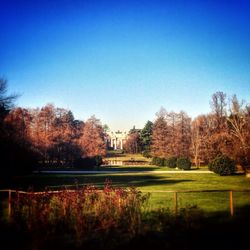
[{"x1": 0, "y1": 174, "x2": 192, "y2": 191}]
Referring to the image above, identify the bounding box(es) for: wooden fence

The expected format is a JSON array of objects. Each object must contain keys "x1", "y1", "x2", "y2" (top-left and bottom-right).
[
  {"x1": 141, "y1": 189, "x2": 250, "y2": 216},
  {"x1": 1, "y1": 189, "x2": 250, "y2": 218}
]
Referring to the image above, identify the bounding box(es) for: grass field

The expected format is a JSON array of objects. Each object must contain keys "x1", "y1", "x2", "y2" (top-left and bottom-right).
[
  {"x1": 104, "y1": 151, "x2": 151, "y2": 162},
  {"x1": 1, "y1": 170, "x2": 249, "y2": 215},
  {"x1": 1, "y1": 169, "x2": 250, "y2": 250},
  {"x1": 100, "y1": 165, "x2": 209, "y2": 171}
]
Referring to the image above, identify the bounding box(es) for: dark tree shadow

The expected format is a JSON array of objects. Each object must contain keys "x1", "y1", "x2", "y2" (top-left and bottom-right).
[{"x1": 0, "y1": 174, "x2": 192, "y2": 191}]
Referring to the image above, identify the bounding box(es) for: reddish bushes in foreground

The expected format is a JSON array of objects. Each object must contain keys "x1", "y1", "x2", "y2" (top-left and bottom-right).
[{"x1": 11, "y1": 181, "x2": 150, "y2": 246}]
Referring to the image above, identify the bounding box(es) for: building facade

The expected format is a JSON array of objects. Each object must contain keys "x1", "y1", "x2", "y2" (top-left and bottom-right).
[{"x1": 106, "y1": 131, "x2": 128, "y2": 150}]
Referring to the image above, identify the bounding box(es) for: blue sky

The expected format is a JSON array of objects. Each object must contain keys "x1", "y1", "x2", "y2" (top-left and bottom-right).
[{"x1": 1, "y1": 0, "x2": 250, "y2": 131}]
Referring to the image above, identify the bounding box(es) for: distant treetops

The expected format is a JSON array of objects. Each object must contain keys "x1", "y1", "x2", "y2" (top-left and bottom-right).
[
  {"x1": 4, "y1": 104, "x2": 107, "y2": 168},
  {"x1": 123, "y1": 91, "x2": 250, "y2": 173}
]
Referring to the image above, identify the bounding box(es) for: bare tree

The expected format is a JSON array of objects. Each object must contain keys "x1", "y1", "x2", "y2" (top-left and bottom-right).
[
  {"x1": 210, "y1": 91, "x2": 227, "y2": 130},
  {"x1": 0, "y1": 78, "x2": 18, "y2": 112},
  {"x1": 227, "y1": 95, "x2": 250, "y2": 166},
  {"x1": 124, "y1": 132, "x2": 141, "y2": 154},
  {"x1": 191, "y1": 118, "x2": 202, "y2": 167}
]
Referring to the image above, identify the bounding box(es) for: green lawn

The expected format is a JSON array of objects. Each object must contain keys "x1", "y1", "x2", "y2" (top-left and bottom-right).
[
  {"x1": 3, "y1": 171, "x2": 246, "y2": 191},
  {"x1": 1, "y1": 171, "x2": 249, "y2": 215},
  {"x1": 104, "y1": 152, "x2": 151, "y2": 162},
  {"x1": 100, "y1": 165, "x2": 209, "y2": 171}
]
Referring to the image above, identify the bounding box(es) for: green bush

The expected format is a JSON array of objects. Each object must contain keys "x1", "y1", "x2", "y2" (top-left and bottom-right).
[
  {"x1": 151, "y1": 157, "x2": 165, "y2": 166},
  {"x1": 177, "y1": 157, "x2": 191, "y2": 170},
  {"x1": 165, "y1": 156, "x2": 177, "y2": 168},
  {"x1": 208, "y1": 155, "x2": 235, "y2": 176},
  {"x1": 157, "y1": 157, "x2": 165, "y2": 166}
]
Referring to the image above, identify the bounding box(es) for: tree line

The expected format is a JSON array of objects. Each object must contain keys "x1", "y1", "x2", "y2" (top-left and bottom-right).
[
  {"x1": 0, "y1": 78, "x2": 107, "y2": 174},
  {"x1": 1, "y1": 77, "x2": 249, "y2": 174},
  {"x1": 123, "y1": 92, "x2": 250, "y2": 169}
]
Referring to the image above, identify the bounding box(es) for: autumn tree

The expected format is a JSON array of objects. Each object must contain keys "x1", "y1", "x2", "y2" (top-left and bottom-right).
[
  {"x1": 22, "y1": 105, "x2": 83, "y2": 167},
  {"x1": 165, "y1": 112, "x2": 178, "y2": 156},
  {"x1": 191, "y1": 113, "x2": 226, "y2": 164},
  {"x1": 4, "y1": 107, "x2": 33, "y2": 145},
  {"x1": 151, "y1": 108, "x2": 169, "y2": 157},
  {"x1": 191, "y1": 92, "x2": 229, "y2": 164},
  {"x1": 80, "y1": 116, "x2": 106, "y2": 157},
  {"x1": 151, "y1": 108, "x2": 191, "y2": 158},
  {"x1": 191, "y1": 91, "x2": 250, "y2": 167},
  {"x1": 208, "y1": 92, "x2": 229, "y2": 157},
  {"x1": 124, "y1": 131, "x2": 141, "y2": 154},
  {"x1": 33, "y1": 104, "x2": 56, "y2": 164},
  {"x1": 4, "y1": 102, "x2": 107, "y2": 168},
  {"x1": 174, "y1": 111, "x2": 191, "y2": 157},
  {"x1": 227, "y1": 95, "x2": 250, "y2": 166},
  {"x1": 210, "y1": 91, "x2": 227, "y2": 130},
  {"x1": 51, "y1": 109, "x2": 82, "y2": 166},
  {"x1": 191, "y1": 115, "x2": 213, "y2": 166},
  {"x1": 0, "y1": 78, "x2": 37, "y2": 175},
  {"x1": 191, "y1": 118, "x2": 201, "y2": 167}
]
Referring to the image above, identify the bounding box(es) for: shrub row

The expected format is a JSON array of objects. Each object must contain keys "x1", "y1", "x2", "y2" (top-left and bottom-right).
[
  {"x1": 151, "y1": 154, "x2": 235, "y2": 175},
  {"x1": 151, "y1": 156, "x2": 191, "y2": 170}
]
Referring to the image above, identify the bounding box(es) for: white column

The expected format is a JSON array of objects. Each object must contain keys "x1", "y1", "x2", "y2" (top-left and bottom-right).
[
  {"x1": 114, "y1": 138, "x2": 117, "y2": 150},
  {"x1": 120, "y1": 139, "x2": 123, "y2": 150},
  {"x1": 110, "y1": 138, "x2": 113, "y2": 148}
]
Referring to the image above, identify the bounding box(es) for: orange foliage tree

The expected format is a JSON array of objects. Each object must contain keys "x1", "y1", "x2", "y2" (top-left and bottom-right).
[
  {"x1": 151, "y1": 108, "x2": 191, "y2": 158},
  {"x1": 123, "y1": 132, "x2": 141, "y2": 154},
  {"x1": 79, "y1": 116, "x2": 106, "y2": 157}
]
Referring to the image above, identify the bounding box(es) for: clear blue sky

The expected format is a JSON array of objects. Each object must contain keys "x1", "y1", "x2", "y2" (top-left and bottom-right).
[{"x1": 1, "y1": 0, "x2": 250, "y2": 131}]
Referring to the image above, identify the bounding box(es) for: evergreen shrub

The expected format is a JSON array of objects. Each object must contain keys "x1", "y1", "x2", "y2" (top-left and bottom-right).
[
  {"x1": 166, "y1": 156, "x2": 177, "y2": 168},
  {"x1": 208, "y1": 155, "x2": 235, "y2": 176},
  {"x1": 177, "y1": 157, "x2": 191, "y2": 170},
  {"x1": 151, "y1": 157, "x2": 165, "y2": 166}
]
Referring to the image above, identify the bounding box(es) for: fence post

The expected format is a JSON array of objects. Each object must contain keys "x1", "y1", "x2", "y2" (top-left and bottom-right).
[
  {"x1": 8, "y1": 190, "x2": 11, "y2": 219},
  {"x1": 174, "y1": 192, "x2": 178, "y2": 216},
  {"x1": 229, "y1": 191, "x2": 234, "y2": 216}
]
